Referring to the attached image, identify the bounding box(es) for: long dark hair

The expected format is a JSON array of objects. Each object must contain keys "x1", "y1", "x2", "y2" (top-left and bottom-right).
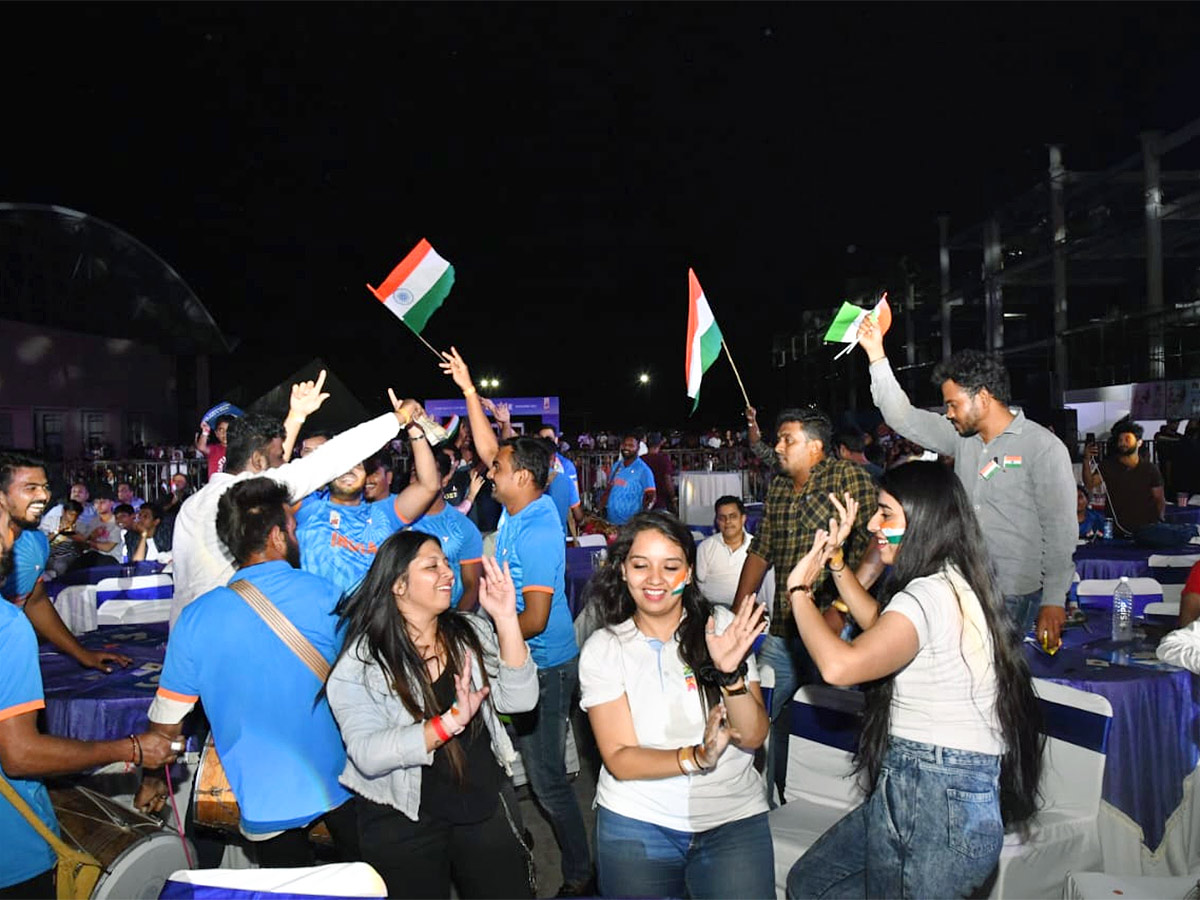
[
  {"x1": 588, "y1": 511, "x2": 722, "y2": 712},
  {"x1": 858, "y1": 462, "x2": 1042, "y2": 827},
  {"x1": 333, "y1": 530, "x2": 490, "y2": 781}
]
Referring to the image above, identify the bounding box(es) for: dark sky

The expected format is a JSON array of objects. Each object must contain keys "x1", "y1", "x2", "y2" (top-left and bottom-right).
[{"x1": 4, "y1": 3, "x2": 1198, "y2": 432}]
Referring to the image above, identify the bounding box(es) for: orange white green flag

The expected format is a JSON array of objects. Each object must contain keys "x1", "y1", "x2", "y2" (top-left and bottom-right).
[
  {"x1": 824, "y1": 293, "x2": 892, "y2": 359},
  {"x1": 686, "y1": 268, "x2": 725, "y2": 413},
  {"x1": 367, "y1": 238, "x2": 455, "y2": 334}
]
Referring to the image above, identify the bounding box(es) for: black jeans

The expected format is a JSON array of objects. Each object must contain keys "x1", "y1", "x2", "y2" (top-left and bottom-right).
[
  {"x1": 0, "y1": 868, "x2": 53, "y2": 899},
  {"x1": 254, "y1": 797, "x2": 360, "y2": 868},
  {"x1": 356, "y1": 788, "x2": 533, "y2": 899}
]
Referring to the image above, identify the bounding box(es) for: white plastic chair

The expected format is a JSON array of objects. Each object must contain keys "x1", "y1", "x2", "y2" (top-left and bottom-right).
[
  {"x1": 1188, "y1": 495, "x2": 1200, "y2": 507},
  {"x1": 1064, "y1": 870, "x2": 1200, "y2": 899},
  {"x1": 160, "y1": 862, "x2": 387, "y2": 897},
  {"x1": 575, "y1": 533, "x2": 607, "y2": 548},
  {"x1": 95, "y1": 573, "x2": 174, "y2": 625},
  {"x1": 1148, "y1": 553, "x2": 1200, "y2": 570},
  {"x1": 1143, "y1": 600, "x2": 1180, "y2": 618},
  {"x1": 986, "y1": 678, "x2": 1113, "y2": 899},
  {"x1": 769, "y1": 685, "x2": 865, "y2": 897},
  {"x1": 1076, "y1": 577, "x2": 1163, "y2": 603}
]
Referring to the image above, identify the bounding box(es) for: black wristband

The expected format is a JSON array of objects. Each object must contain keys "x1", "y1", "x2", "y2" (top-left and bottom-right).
[{"x1": 698, "y1": 661, "x2": 749, "y2": 687}]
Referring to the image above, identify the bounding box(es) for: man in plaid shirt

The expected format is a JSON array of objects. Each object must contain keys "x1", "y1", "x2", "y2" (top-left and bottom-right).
[{"x1": 734, "y1": 406, "x2": 879, "y2": 804}]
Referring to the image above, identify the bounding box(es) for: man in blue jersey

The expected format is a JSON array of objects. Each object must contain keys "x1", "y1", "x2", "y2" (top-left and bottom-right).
[
  {"x1": 538, "y1": 428, "x2": 582, "y2": 538},
  {"x1": 294, "y1": 416, "x2": 440, "y2": 597},
  {"x1": 0, "y1": 489, "x2": 178, "y2": 898},
  {"x1": 406, "y1": 449, "x2": 484, "y2": 611},
  {"x1": 600, "y1": 434, "x2": 656, "y2": 525},
  {"x1": 441, "y1": 347, "x2": 593, "y2": 896},
  {"x1": 137, "y1": 477, "x2": 357, "y2": 865},
  {"x1": 1, "y1": 453, "x2": 131, "y2": 672}
]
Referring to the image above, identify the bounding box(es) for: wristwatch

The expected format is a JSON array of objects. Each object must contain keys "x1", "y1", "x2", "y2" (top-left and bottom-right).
[{"x1": 721, "y1": 681, "x2": 749, "y2": 697}]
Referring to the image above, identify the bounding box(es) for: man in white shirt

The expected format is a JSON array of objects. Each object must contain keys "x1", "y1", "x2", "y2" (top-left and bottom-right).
[
  {"x1": 696, "y1": 496, "x2": 753, "y2": 607},
  {"x1": 169, "y1": 371, "x2": 423, "y2": 626}
]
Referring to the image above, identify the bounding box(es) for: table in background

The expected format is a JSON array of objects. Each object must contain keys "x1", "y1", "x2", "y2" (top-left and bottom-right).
[
  {"x1": 678, "y1": 472, "x2": 743, "y2": 528},
  {"x1": 41, "y1": 625, "x2": 173, "y2": 742},
  {"x1": 1074, "y1": 540, "x2": 1200, "y2": 581},
  {"x1": 1166, "y1": 504, "x2": 1200, "y2": 527},
  {"x1": 565, "y1": 546, "x2": 603, "y2": 619},
  {"x1": 44, "y1": 561, "x2": 166, "y2": 600},
  {"x1": 1025, "y1": 612, "x2": 1200, "y2": 875}
]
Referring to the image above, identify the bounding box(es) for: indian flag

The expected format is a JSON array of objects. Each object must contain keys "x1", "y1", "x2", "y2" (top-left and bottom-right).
[
  {"x1": 686, "y1": 268, "x2": 724, "y2": 413},
  {"x1": 823, "y1": 293, "x2": 893, "y2": 345},
  {"x1": 367, "y1": 238, "x2": 455, "y2": 334}
]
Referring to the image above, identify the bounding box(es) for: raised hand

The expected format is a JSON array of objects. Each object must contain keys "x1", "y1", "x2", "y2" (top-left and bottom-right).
[
  {"x1": 444, "y1": 654, "x2": 490, "y2": 731},
  {"x1": 387, "y1": 389, "x2": 421, "y2": 427},
  {"x1": 439, "y1": 346, "x2": 475, "y2": 393},
  {"x1": 788, "y1": 528, "x2": 836, "y2": 594},
  {"x1": 857, "y1": 313, "x2": 885, "y2": 361},
  {"x1": 705, "y1": 601, "x2": 767, "y2": 674},
  {"x1": 826, "y1": 491, "x2": 859, "y2": 549},
  {"x1": 478, "y1": 557, "x2": 517, "y2": 622},
  {"x1": 466, "y1": 470, "x2": 485, "y2": 501},
  {"x1": 290, "y1": 369, "x2": 331, "y2": 419},
  {"x1": 492, "y1": 402, "x2": 512, "y2": 425}
]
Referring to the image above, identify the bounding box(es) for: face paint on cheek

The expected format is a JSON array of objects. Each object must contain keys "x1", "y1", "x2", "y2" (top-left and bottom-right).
[
  {"x1": 881, "y1": 527, "x2": 905, "y2": 545},
  {"x1": 670, "y1": 570, "x2": 689, "y2": 596}
]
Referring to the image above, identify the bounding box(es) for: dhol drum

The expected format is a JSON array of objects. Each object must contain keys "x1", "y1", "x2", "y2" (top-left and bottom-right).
[
  {"x1": 193, "y1": 736, "x2": 331, "y2": 843},
  {"x1": 50, "y1": 787, "x2": 194, "y2": 900}
]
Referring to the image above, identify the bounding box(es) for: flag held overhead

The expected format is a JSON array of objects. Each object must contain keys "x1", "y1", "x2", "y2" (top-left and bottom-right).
[
  {"x1": 367, "y1": 238, "x2": 455, "y2": 335},
  {"x1": 824, "y1": 293, "x2": 891, "y2": 359},
  {"x1": 686, "y1": 268, "x2": 725, "y2": 413}
]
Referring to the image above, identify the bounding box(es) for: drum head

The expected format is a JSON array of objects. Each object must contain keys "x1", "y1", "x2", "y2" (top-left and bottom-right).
[{"x1": 93, "y1": 831, "x2": 195, "y2": 900}]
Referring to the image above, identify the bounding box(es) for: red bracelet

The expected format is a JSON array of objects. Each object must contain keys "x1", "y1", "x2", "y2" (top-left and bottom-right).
[{"x1": 431, "y1": 715, "x2": 452, "y2": 743}]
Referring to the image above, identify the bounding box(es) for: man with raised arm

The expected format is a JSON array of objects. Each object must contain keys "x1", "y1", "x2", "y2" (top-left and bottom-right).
[
  {"x1": 856, "y1": 312, "x2": 1076, "y2": 648},
  {"x1": 170, "y1": 371, "x2": 425, "y2": 626},
  {"x1": 441, "y1": 346, "x2": 593, "y2": 897}
]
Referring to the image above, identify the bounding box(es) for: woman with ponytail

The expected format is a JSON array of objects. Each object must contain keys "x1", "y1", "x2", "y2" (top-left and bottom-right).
[
  {"x1": 326, "y1": 531, "x2": 537, "y2": 899},
  {"x1": 580, "y1": 511, "x2": 772, "y2": 899},
  {"x1": 785, "y1": 461, "x2": 1042, "y2": 899}
]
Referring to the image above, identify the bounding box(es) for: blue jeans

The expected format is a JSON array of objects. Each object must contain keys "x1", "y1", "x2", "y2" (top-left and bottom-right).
[
  {"x1": 1133, "y1": 522, "x2": 1197, "y2": 549},
  {"x1": 596, "y1": 807, "x2": 775, "y2": 900},
  {"x1": 1003, "y1": 589, "x2": 1041, "y2": 639},
  {"x1": 512, "y1": 656, "x2": 591, "y2": 885},
  {"x1": 787, "y1": 737, "x2": 1002, "y2": 899},
  {"x1": 757, "y1": 633, "x2": 817, "y2": 807}
]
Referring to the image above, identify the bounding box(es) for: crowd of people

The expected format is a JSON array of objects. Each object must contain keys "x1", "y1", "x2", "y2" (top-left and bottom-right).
[{"x1": 2, "y1": 324, "x2": 1198, "y2": 900}]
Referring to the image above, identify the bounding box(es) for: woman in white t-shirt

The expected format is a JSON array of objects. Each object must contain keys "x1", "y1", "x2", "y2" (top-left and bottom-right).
[
  {"x1": 579, "y1": 511, "x2": 772, "y2": 899},
  {"x1": 784, "y1": 461, "x2": 1042, "y2": 899}
]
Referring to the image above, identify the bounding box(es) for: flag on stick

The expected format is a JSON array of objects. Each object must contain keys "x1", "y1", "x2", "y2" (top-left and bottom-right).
[
  {"x1": 367, "y1": 238, "x2": 455, "y2": 335},
  {"x1": 686, "y1": 269, "x2": 725, "y2": 413},
  {"x1": 824, "y1": 293, "x2": 892, "y2": 359}
]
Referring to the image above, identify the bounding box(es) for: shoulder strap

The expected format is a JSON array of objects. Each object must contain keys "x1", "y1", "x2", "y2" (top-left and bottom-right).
[{"x1": 229, "y1": 579, "x2": 331, "y2": 682}]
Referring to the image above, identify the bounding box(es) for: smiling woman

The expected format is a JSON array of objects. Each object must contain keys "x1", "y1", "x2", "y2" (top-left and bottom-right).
[{"x1": 325, "y1": 531, "x2": 539, "y2": 899}]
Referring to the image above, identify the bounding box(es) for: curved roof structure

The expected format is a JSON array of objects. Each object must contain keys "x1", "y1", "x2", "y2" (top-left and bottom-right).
[{"x1": 0, "y1": 203, "x2": 231, "y2": 354}]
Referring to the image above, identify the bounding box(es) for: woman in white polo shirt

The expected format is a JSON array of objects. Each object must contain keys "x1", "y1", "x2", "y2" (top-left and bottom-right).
[
  {"x1": 784, "y1": 461, "x2": 1042, "y2": 898},
  {"x1": 580, "y1": 511, "x2": 772, "y2": 899}
]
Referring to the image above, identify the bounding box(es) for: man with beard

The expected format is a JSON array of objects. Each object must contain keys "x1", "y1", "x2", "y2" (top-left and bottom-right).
[
  {"x1": 1083, "y1": 417, "x2": 1195, "y2": 548},
  {"x1": 135, "y1": 478, "x2": 357, "y2": 865},
  {"x1": 857, "y1": 313, "x2": 1076, "y2": 649},
  {"x1": 295, "y1": 427, "x2": 440, "y2": 597},
  {"x1": 599, "y1": 434, "x2": 656, "y2": 525},
  {"x1": 0, "y1": 452, "x2": 131, "y2": 672}
]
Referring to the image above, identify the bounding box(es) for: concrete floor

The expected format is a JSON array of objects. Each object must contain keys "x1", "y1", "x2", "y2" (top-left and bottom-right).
[{"x1": 516, "y1": 706, "x2": 600, "y2": 898}]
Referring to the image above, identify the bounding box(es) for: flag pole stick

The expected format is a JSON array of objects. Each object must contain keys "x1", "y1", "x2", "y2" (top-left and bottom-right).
[
  {"x1": 403, "y1": 320, "x2": 446, "y2": 361},
  {"x1": 721, "y1": 340, "x2": 752, "y2": 409}
]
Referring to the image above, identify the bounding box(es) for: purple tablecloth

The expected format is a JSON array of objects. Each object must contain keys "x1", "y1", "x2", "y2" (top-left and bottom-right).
[
  {"x1": 566, "y1": 546, "x2": 602, "y2": 619},
  {"x1": 1074, "y1": 540, "x2": 1198, "y2": 581},
  {"x1": 40, "y1": 624, "x2": 172, "y2": 742},
  {"x1": 1166, "y1": 504, "x2": 1200, "y2": 527},
  {"x1": 44, "y1": 560, "x2": 166, "y2": 600},
  {"x1": 1025, "y1": 611, "x2": 1200, "y2": 850}
]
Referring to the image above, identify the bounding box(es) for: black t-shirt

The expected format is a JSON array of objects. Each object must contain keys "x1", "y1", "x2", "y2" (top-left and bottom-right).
[
  {"x1": 420, "y1": 665, "x2": 501, "y2": 824},
  {"x1": 1100, "y1": 457, "x2": 1164, "y2": 534}
]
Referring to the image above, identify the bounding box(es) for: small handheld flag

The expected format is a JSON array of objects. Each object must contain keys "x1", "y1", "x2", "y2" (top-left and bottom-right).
[
  {"x1": 686, "y1": 269, "x2": 726, "y2": 413},
  {"x1": 824, "y1": 293, "x2": 892, "y2": 360},
  {"x1": 368, "y1": 239, "x2": 455, "y2": 358}
]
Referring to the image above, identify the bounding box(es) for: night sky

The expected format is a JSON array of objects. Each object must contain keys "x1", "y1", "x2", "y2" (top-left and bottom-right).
[{"x1": 4, "y1": 4, "x2": 1198, "y2": 433}]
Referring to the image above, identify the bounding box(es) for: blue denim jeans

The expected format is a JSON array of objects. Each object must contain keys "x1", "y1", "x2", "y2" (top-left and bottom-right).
[
  {"x1": 512, "y1": 656, "x2": 591, "y2": 886},
  {"x1": 596, "y1": 807, "x2": 775, "y2": 900},
  {"x1": 787, "y1": 737, "x2": 1002, "y2": 899},
  {"x1": 1003, "y1": 589, "x2": 1042, "y2": 639},
  {"x1": 757, "y1": 633, "x2": 817, "y2": 807}
]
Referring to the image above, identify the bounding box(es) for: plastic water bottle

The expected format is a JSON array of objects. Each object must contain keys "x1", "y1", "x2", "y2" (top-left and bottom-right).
[{"x1": 1111, "y1": 576, "x2": 1134, "y2": 643}]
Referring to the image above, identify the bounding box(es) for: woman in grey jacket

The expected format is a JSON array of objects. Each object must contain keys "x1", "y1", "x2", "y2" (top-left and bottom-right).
[{"x1": 327, "y1": 530, "x2": 538, "y2": 899}]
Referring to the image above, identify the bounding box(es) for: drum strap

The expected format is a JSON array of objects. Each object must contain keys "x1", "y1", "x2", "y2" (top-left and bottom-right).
[
  {"x1": 229, "y1": 579, "x2": 331, "y2": 682},
  {"x1": 0, "y1": 774, "x2": 102, "y2": 899}
]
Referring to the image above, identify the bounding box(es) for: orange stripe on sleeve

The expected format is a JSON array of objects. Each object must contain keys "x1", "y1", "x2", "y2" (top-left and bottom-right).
[
  {"x1": 0, "y1": 699, "x2": 45, "y2": 723},
  {"x1": 156, "y1": 687, "x2": 200, "y2": 704},
  {"x1": 459, "y1": 557, "x2": 483, "y2": 565},
  {"x1": 521, "y1": 585, "x2": 554, "y2": 594}
]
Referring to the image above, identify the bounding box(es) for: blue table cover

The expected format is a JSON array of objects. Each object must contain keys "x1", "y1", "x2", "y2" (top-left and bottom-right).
[
  {"x1": 1024, "y1": 610, "x2": 1200, "y2": 850},
  {"x1": 1074, "y1": 540, "x2": 1197, "y2": 581}
]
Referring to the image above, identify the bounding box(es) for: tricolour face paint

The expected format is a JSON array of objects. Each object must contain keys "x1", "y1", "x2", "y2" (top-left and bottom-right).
[
  {"x1": 670, "y1": 569, "x2": 689, "y2": 595},
  {"x1": 881, "y1": 526, "x2": 905, "y2": 545}
]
